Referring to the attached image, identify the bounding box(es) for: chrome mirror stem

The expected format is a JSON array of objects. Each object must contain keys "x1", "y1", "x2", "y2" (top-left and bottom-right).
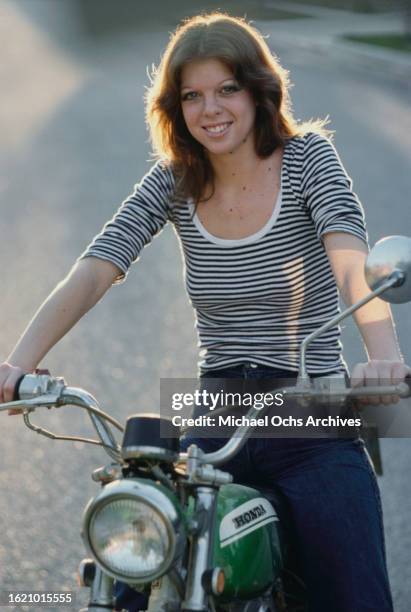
[{"x1": 297, "y1": 270, "x2": 404, "y2": 386}]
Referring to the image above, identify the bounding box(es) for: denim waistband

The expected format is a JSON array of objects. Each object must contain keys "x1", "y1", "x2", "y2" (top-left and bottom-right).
[{"x1": 200, "y1": 362, "x2": 344, "y2": 381}]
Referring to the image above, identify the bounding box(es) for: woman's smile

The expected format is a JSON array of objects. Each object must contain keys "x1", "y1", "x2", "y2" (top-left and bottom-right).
[{"x1": 202, "y1": 121, "x2": 233, "y2": 136}]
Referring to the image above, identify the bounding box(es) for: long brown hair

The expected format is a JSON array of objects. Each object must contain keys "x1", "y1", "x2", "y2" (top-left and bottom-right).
[{"x1": 146, "y1": 12, "x2": 328, "y2": 203}]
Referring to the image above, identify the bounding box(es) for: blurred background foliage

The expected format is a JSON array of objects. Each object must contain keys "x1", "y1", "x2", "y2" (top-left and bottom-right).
[
  {"x1": 70, "y1": 0, "x2": 410, "y2": 41},
  {"x1": 277, "y1": 0, "x2": 393, "y2": 12},
  {"x1": 15, "y1": 1, "x2": 409, "y2": 43},
  {"x1": 74, "y1": 0, "x2": 308, "y2": 35}
]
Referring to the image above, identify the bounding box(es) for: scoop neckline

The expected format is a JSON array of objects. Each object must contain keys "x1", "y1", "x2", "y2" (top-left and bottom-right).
[
  {"x1": 188, "y1": 160, "x2": 284, "y2": 247},
  {"x1": 189, "y1": 187, "x2": 282, "y2": 246}
]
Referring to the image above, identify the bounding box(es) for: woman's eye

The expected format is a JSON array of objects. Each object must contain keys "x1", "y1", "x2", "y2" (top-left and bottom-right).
[
  {"x1": 182, "y1": 91, "x2": 198, "y2": 101},
  {"x1": 181, "y1": 85, "x2": 240, "y2": 101},
  {"x1": 221, "y1": 85, "x2": 239, "y2": 95}
]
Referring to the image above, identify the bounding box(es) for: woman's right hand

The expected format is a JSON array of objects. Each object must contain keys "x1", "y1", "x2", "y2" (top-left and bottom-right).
[{"x1": 0, "y1": 362, "x2": 28, "y2": 412}]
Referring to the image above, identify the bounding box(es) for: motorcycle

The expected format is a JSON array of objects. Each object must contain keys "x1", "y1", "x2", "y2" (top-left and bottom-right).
[{"x1": 1, "y1": 235, "x2": 410, "y2": 612}]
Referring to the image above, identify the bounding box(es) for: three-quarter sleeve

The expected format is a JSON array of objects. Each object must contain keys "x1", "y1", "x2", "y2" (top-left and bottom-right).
[
  {"x1": 78, "y1": 160, "x2": 175, "y2": 283},
  {"x1": 301, "y1": 132, "x2": 368, "y2": 246}
]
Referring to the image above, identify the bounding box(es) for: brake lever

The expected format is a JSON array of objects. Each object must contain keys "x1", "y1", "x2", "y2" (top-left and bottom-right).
[
  {"x1": 348, "y1": 382, "x2": 410, "y2": 398},
  {"x1": 22, "y1": 411, "x2": 112, "y2": 448},
  {"x1": 281, "y1": 379, "x2": 410, "y2": 407},
  {"x1": 0, "y1": 394, "x2": 63, "y2": 412}
]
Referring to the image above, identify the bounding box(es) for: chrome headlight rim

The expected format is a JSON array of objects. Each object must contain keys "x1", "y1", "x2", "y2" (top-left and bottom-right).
[{"x1": 82, "y1": 479, "x2": 183, "y2": 583}]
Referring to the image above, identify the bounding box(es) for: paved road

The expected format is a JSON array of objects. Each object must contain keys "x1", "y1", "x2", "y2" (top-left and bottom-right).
[{"x1": 0, "y1": 1, "x2": 410, "y2": 610}]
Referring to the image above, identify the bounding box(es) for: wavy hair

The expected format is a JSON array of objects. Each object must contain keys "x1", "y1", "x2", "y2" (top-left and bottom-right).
[{"x1": 145, "y1": 12, "x2": 329, "y2": 203}]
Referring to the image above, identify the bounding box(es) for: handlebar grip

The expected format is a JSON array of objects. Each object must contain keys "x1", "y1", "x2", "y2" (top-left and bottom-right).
[
  {"x1": 13, "y1": 374, "x2": 26, "y2": 401},
  {"x1": 12, "y1": 369, "x2": 51, "y2": 401}
]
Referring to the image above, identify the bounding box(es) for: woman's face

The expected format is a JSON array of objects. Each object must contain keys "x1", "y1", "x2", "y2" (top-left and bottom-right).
[{"x1": 180, "y1": 58, "x2": 256, "y2": 158}]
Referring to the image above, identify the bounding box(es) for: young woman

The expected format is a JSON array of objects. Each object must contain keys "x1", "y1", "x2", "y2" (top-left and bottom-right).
[{"x1": 0, "y1": 12, "x2": 409, "y2": 611}]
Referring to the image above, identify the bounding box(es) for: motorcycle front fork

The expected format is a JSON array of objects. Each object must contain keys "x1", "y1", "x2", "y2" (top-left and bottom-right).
[
  {"x1": 78, "y1": 562, "x2": 182, "y2": 612},
  {"x1": 79, "y1": 567, "x2": 280, "y2": 612},
  {"x1": 146, "y1": 573, "x2": 182, "y2": 612},
  {"x1": 79, "y1": 564, "x2": 114, "y2": 611}
]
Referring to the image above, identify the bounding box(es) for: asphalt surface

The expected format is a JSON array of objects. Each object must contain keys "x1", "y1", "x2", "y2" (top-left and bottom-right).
[{"x1": 0, "y1": 1, "x2": 410, "y2": 610}]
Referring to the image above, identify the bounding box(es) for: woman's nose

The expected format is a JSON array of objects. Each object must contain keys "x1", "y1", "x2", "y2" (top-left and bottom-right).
[{"x1": 203, "y1": 94, "x2": 222, "y2": 116}]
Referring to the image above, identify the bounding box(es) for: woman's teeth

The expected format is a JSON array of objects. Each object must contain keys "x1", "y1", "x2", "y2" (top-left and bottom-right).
[{"x1": 204, "y1": 123, "x2": 231, "y2": 134}]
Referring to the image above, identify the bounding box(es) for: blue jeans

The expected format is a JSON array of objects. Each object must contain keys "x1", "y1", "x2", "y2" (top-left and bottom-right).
[
  {"x1": 180, "y1": 363, "x2": 393, "y2": 612},
  {"x1": 116, "y1": 363, "x2": 393, "y2": 612}
]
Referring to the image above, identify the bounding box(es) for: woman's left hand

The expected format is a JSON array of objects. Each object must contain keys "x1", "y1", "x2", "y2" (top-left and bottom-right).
[{"x1": 351, "y1": 359, "x2": 411, "y2": 406}]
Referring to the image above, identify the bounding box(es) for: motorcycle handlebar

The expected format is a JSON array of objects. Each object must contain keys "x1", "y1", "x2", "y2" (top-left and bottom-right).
[{"x1": 2, "y1": 373, "x2": 411, "y2": 468}]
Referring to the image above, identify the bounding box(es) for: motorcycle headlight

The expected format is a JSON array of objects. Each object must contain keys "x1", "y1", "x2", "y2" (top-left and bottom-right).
[{"x1": 82, "y1": 479, "x2": 185, "y2": 583}]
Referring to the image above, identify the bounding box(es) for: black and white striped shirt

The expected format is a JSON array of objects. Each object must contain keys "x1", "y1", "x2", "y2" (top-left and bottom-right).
[{"x1": 80, "y1": 132, "x2": 368, "y2": 373}]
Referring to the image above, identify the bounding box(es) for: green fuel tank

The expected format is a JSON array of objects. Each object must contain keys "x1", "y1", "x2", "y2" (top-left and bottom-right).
[{"x1": 211, "y1": 483, "x2": 283, "y2": 601}]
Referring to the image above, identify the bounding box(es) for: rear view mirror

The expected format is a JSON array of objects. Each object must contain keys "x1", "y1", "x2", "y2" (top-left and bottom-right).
[{"x1": 365, "y1": 236, "x2": 411, "y2": 304}]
